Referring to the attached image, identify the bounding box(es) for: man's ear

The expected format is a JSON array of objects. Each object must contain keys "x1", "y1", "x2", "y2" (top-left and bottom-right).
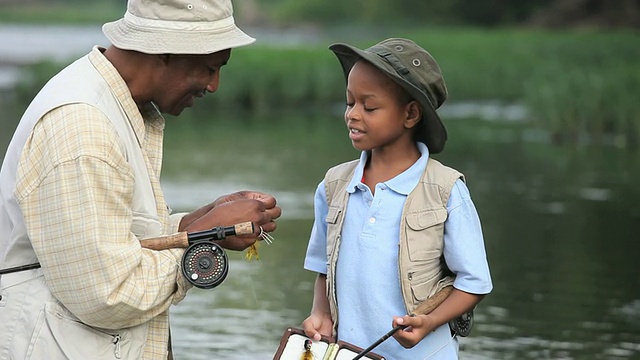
[{"x1": 404, "y1": 100, "x2": 422, "y2": 129}]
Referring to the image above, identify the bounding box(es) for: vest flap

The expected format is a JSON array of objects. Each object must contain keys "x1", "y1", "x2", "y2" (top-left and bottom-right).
[
  {"x1": 405, "y1": 208, "x2": 448, "y2": 230},
  {"x1": 325, "y1": 206, "x2": 342, "y2": 224}
]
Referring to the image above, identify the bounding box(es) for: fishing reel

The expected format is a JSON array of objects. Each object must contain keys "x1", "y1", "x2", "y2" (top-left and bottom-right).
[
  {"x1": 181, "y1": 241, "x2": 229, "y2": 289},
  {"x1": 449, "y1": 309, "x2": 474, "y2": 337},
  {"x1": 179, "y1": 222, "x2": 253, "y2": 289}
]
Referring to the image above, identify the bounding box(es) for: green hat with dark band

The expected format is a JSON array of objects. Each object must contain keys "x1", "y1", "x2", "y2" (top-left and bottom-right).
[{"x1": 329, "y1": 38, "x2": 448, "y2": 154}]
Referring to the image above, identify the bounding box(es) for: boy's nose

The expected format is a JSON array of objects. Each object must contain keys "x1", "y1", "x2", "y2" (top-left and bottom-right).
[{"x1": 345, "y1": 107, "x2": 360, "y2": 121}]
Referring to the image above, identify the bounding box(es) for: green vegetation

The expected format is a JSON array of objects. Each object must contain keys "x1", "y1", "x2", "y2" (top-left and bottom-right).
[
  {"x1": 190, "y1": 28, "x2": 640, "y2": 149},
  {"x1": 0, "y1": 3, "x2": 123, "y2": 25},
  {"x1": 10, "y1": 26, "x2": 640, "y2": 150}
]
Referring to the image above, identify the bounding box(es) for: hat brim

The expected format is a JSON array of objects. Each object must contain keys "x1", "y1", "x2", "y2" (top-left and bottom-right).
[
  {"x1": 329, "y1": 43, "x2": 447, "y2": 154},
  {"x1": 102, "y1": 18, "x2": 255, "y2": 55}
]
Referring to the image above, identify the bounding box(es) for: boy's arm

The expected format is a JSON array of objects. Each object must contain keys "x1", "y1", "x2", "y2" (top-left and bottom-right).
[
  {"x1": 391, "y1": 288, "x2": 484, "y2": 348},
  {"x1": 302, "y1": 273, "x2": 334, "y2": 341}
]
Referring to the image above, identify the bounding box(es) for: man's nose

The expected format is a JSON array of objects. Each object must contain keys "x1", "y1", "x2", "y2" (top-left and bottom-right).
[{"x1": 206, "y1": 73, "x2": 221, "y2": 93}]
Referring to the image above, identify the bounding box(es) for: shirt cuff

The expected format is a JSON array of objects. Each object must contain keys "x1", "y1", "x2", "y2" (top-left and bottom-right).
[{"x1": 169, "y1": 212, "x2": 188, "y2": 233}]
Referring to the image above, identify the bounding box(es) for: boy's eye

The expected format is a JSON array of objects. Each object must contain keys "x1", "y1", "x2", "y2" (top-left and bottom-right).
[{"x1": 207, "y1": 67, "x2": 218, "y2": 75}]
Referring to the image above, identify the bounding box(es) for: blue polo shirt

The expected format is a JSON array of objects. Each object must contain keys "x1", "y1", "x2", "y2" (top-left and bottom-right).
[{"x1": 304, "y1": 142, "x2": 493, "y2": 360}]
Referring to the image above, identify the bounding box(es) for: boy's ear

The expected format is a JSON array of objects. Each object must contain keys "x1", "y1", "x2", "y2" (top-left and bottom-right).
[{"x1": 405, "y1": 100, "x2": 422, "y2": 129}]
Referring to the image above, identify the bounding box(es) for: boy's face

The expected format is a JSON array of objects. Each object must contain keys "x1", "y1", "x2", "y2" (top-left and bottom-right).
[
  {"x1": 150, "y1": 49, "x2": 232, "y2": 116},
  {"x1": 344, "y1": 60, "x2": 418, "y2": 152}
]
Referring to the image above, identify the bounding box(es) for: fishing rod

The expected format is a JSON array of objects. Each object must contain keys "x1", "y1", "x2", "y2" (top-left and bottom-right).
[
  {"x1": 352, "y1": 286, "x2": 454, "y2": 360},
  {"x1": 0, "y1": 222, "x2": 255, "y2": 289}
]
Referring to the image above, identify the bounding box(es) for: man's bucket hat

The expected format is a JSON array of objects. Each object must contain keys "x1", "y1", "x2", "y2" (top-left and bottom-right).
[
  {"x1": 102, "y1": 0, "x2": 255, "y2": 55},
  {"x1": 329, "y1": 38, "x2": 448, "y2": 153}
]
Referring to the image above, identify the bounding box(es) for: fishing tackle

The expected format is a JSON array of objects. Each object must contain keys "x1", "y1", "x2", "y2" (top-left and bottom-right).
[
  {"x1": 449, "y1": 309, "x2": 474, "y2": 337},
  {"x1": 179, "y1": 223, "x2": 253, "y2": 289},
  {"x1": 245, "y1": 225, "x2": 275, "y2": 261},
  {"x1": 181, "y1": 241, "x2": 229, "y2": 289},
  {"x1": 300, "y1": 339, "x2": 314, "y2": 360},
  {"x1": 0, "y1": 222, "x2": 260, "y2": 289}
]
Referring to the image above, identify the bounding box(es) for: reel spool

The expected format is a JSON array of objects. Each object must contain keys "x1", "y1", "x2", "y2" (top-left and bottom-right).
[
  {"x1": 449, "y1": 309, "x2": 474, "y2": 337},
  {"x1": 181, "y1": 241, "x2": 229, "y2": 289}
]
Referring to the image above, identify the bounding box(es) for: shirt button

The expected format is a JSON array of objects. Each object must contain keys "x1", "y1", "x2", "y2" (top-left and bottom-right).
[{"x1": 369, "y1": 217, "x2": 376, "y2": 224}]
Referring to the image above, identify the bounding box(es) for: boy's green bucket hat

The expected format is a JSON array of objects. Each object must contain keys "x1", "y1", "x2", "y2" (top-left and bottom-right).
[{"x1": 329, "y1": 38, "x2": 448, "y2": 154}]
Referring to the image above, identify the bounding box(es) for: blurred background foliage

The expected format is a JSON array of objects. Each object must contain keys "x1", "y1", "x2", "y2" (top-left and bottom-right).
[
  {"x1": 2, "y1": 0, "x2": 640, "y2": 149},
  {"x1": 2, "y1": 0, "x2": 639, "y2": 28}
]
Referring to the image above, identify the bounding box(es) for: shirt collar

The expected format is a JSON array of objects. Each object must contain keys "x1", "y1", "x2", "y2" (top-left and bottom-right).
[
  {"x1": 347, "y1": 142, "x2": 430, "y2": 195},
  {"x1": 87, "y1": 47, "x2": 165, "y2": 145}
]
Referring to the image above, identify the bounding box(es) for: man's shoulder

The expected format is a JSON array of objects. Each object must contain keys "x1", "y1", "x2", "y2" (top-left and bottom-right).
[{"x1": 33, "y1": 104, "x2": 121, "y2": 163}]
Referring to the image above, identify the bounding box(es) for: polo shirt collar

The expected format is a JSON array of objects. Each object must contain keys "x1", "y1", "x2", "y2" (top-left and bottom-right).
[{"x1": 347, "y1": 142, "x2": 430, "y2": 195}]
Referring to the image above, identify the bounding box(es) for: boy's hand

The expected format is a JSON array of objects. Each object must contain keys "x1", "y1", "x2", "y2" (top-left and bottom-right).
[
  {"x1": 302, "y1": 313, "x2": 334, "y2": 342},
  {"x1": 391, "y1": 314, "x2": 437, "y2": 348}
]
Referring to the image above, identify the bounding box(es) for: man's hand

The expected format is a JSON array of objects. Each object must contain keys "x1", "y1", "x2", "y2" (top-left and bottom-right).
[{"x1": 178, "y1": 191, "x2": 282, "y2": 250}]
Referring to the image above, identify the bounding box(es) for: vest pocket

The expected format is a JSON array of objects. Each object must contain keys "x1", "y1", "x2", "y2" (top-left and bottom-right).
[
  {"x1": 405, "y1": 208, "x2": 448, "y2": 262},
  {"x1": 410, "y1": 272, "x2": 454, "y2": 304},
  {"x1": 409, "y1": 270, "x2": 442, "y2": 303},
  {"x1": 26, "y1": 301, "x2": 146, "y2": 359}
]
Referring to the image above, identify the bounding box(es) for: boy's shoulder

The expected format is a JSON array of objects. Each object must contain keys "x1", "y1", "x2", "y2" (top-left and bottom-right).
[{"x1": 425, "y1": 157, "x2": 466, "y2": 186}]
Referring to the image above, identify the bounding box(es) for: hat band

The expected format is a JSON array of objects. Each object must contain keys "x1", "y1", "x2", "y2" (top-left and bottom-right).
[
  {"x1": 374, "y1": 49, "x2": 436, "y2": 110},
  {"x1": 123, "y1": 11, "x2": 237, "y2": 31}
]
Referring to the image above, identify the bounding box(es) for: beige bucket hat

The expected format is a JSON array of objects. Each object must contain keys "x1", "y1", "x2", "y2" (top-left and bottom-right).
[
  {"x1": 329, "y1": 38, "x2": 448, "y2": 153},
  {"x1": 102, "y1": 0, "x2": 255, "y2": 55}
]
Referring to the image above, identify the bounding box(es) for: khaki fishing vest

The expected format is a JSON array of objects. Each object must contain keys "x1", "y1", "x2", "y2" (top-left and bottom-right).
[
  {"x1": 323, "y1": 158, "x2": 463, "y2": 332},
  {"x1": 0, "y1": 53, "x2": 160, "y2": 359}
]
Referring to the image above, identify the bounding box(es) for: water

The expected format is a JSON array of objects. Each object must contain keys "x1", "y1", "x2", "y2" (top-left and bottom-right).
[
  {"x1": 0, "y1": 25, "x2": 639, "y2": 359},
  {"x1": 153, "y1": 112, "x2": 640, "y2": 360},
  {"x1": 1, "y1": 107, "x2": 639, "y2": 359}
]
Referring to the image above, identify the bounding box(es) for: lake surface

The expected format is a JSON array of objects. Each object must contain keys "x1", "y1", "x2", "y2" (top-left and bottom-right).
[
  {"x1": 1, "y1": 46, "x2": 639, "y2": 359},
  {"x1": 153, "y1": 113, "x2": 640, "y2": 360},
  {"x1": 8, "y1": 104, "x2": 629, "y2": 359}
]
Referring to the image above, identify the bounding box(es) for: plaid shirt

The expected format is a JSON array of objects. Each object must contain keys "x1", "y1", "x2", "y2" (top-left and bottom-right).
[{"x1": 15, "y1": 47, "x2": 190, "y2": 359}]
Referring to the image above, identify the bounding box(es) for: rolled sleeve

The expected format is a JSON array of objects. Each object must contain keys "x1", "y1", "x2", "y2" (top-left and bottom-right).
[{"x1": 169, "y1": 212, "x2": 188, "y2": 233}]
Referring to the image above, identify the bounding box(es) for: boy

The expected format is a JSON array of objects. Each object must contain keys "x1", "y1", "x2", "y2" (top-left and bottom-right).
[{"x1": 302, "y1": 38, "x2": 493, "y2": 359}]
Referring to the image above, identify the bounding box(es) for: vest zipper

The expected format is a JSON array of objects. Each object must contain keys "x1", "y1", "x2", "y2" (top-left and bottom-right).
[{"x1": 112, "y1": 333, "x2": 122, "y2": 359}]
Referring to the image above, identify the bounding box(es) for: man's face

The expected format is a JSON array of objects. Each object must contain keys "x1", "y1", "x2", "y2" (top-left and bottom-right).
[{"x1": 152, "y1": 49, "x2": 232, "y2": 116}]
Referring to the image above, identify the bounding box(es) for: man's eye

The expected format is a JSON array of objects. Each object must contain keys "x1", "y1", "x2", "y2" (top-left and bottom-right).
[{"x1": 207, "y1": 67, "x2": 218, "y2": 75}]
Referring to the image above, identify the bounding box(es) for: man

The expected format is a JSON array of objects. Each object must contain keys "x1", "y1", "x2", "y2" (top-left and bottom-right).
[{"x1": 0, "y1": 0, "x2": 281, "y2": 359}]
